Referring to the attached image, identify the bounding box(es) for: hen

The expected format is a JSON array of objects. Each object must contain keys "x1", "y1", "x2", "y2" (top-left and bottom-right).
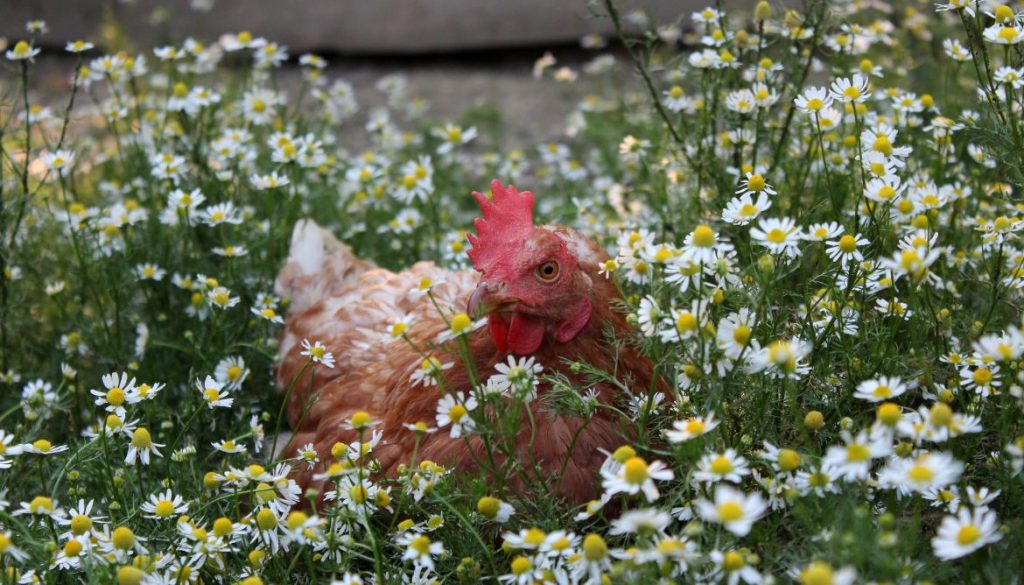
[{"x1": 274, "y1": 180, "x2": 661, "y2": 503}]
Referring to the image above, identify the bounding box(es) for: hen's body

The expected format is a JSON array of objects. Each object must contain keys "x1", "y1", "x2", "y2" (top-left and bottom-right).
[{"x1": 275, "y1": 217, "x2": 660, "y2": 503}]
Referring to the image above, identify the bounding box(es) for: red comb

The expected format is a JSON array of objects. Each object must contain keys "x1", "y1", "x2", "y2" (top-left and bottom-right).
[{"x1": 467, "y1": 179, "x2": 535, "y2": 272}]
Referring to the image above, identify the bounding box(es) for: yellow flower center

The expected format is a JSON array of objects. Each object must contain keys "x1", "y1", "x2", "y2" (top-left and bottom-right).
[
  {"x1": 204, "y1": 388, "x2": 221, "y2": 403},
  {"x1": 29, "y1": 496, "x2": 54, "y2": 514},
  {"x1": 838, "y1": 235, "x2": 858, "y2": 253},
  {"x1": 583, "y1": 534, "x2": 608, "y2": 560},
  {"x1": 344, "y1": 411, "x2": 372, "y2": 432},
  {"x1": 448, "y1": 404, "x2": 468, "y2": 423},
  {"x1": 718, "y1": 501, "x2": 743, "y2": 522},
  {"x1": 112, "y1": 526, "x2": 136, "y2": 550},
  {"x1": 71, "y1": 514, "x2": 93, "y2": 535},
  {"x1": 451, "y1": 312, "x2": 472, "y2": 334},
  {"x1": 510, "y1": 556, "x2": 533, "y2": 575},
  {"x1": 676, "y1": 312, "x2": 698, "y2": 332},
  {"x1": 846, "y1": 442, "x2": 871, "y2": 461},
  {"x1": 410, "y1": 534, "x2": 432, "y2": 555},
  {"x1": 131, "y1": 428, "x2": 152, "y2": 449},
  {"x1": 877, "y1": 403, "x2": 901, "y2": 426},
  {"x1": 799, "y1": 562, "x2": 835, "y2": 585},
  {"x1": 623, "y1": 457, "x2": 649, "y2": 484},
  {"x1": 779, "y1": 449, "x2": 801, "y2": 471},
  {"x1": 872, "y1": 384, "x2": 892, "y2": 398},
  {"x1": 64, "y1": 539, "x2": 83, "y2": 557},
  {"x1": 213, "y1": 517, "x2": 233, "y2": 537},
  {"x1": 106, "y1": 387, "x2": 126, "y2": 406},
  {"x1": 692, "y1": 224, "x2": 717, "y2": 248},
  {"x1": 710, "y1": 455, "x2": 734, "y2": 475},
  {"x1": 872, "y1": 135, "x2": 893, "y2": 156},
  {"x1": 765, "y1": 228, "x2": 788, "y2": 243},
  {"x1": 908, "y1": 464, "x2": 934, "y2": 483},
  {"x1": 256, "y1": 508, "x2": 277, "y2": 530},
  {"x1": 685, "y1": 419, "x2": 705, "y2": 435},
  {"x1": 477, "y1": 496, "x2": 500, "y2": 518},
  {"x1": 612, "y1": 445, "x2": 636, "y2": 463},
  {"x1": 723, "y1": 551, "x2": 745, "y2": 571},
  {"x1": 747, "y1": 174, "x2": 766, "y2": 192},
  {"x1": 155, "y1": 500, "x2": 176, "y2": 518},
  {"x1": 973, "y1": 367, "x2": 993, "y2": 385},
  {"x1": 957, "y1": 524, "x2": 981, "y2": 545}
]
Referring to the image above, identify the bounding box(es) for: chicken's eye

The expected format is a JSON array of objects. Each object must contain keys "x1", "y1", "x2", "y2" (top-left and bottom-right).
[{"x1": 536, "y1": 260, "x2": 560, "y2": 282}]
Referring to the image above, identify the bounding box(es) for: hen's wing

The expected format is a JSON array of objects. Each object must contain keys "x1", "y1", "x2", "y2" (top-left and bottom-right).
[{"x1": 274, "y1": 220, "x2": 475, "y2": 447}]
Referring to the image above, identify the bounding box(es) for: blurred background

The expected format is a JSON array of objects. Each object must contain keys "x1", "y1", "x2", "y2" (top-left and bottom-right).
[{"x1": 1, "y1": 0, "x2": 730, "y2": 148}]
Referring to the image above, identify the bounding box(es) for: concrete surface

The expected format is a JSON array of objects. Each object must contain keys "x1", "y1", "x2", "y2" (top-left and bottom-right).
[{"x1": 3, "y1": 0, "x2": 706, "y2": 54}]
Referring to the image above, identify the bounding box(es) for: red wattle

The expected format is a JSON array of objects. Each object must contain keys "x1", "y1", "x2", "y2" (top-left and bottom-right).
[
  {"x1": 487, "y1": 314, "x2": 510, "y2": 352},
  {"x1": 507, "y1": 312, "x2": 546, "y2": 355}
]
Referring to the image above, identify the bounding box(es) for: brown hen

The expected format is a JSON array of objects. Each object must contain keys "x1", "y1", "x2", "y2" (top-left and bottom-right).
[{"x1": 274, "y1": 180, "x2": 660, "y2": 504}]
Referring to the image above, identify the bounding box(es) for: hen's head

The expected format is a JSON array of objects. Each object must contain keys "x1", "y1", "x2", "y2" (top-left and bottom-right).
[{"x1": 467, "y1": 180, "x2": 597, "y2": 355}]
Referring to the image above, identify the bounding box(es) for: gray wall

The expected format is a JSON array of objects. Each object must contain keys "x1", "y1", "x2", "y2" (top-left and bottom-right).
[{"x1": 2, "y1": 0, "x2": 710, "y2": 54}]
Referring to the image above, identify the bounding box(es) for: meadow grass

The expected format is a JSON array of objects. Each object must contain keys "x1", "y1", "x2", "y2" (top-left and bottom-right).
[{"x1": 1, "y1": 0, "x2": 1024, "y2": 583}]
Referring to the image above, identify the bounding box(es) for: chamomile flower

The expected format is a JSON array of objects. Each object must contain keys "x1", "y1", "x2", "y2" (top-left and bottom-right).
[
  {"x1": 300, "y1": 339, "x2": 336, "y2": 368},
  {"x1": 434, "y1": 123, "x2": 477, "y2": 154},
  {"x1": 748, "y1": 338, "x2": 811, "y2": 379},
  {"x1": 601, "y1": 456, "x2": 675, "y2": 501},
  {"x1": 695, "y1": 450, "x2": 752, "y2": 484},
  {"x1": 296, "y1": 443, "x2": 320, "y2": 469},
  {"x1": 435, "y1": 392, "x2": 477, "y2": 438},
  {"x1": 722, "y1": 193, "x2": 772, "y2": 226},
  {"x1": 213, "y1": 439, "x2": 247, "y2": 454},
  {"x1": 141, "y1": 490, "x2": 188, "y2": 520},
  {"x1": 826, "y1": 233, "x2": 869, "y2": 263},
  {"x1": 695, "y1": 485, "x2": 768, "y2": 536},
  {"x1": 823, "y1": 430, "x2": 892, "y2": 481},
  {"x1": 609, "y1": 508, "x2": 672, "y2": 536},
  {"x1": 20, "y1": 438, "x2": 69, "y2": 455},
  {"x1": 250, "y1": 170, "x2": 291, "y2": 189},
  {"x1": 854, "y1": 376, "x2": 908, "y2": 402},
  {"x1": 477, "y1": 496, "x2": 516, "y2": 523},
  {"x1": 409, "y1": 356, "x2": 453, "y2": 387},
  {"x1": 751, "y1": 217, "x2": 802, "y2": 257},
  {"x1": 125, "y1": 428, "x2": 163, "y2": 465},
  {"x1": 90, "y1": 372, "x2": 138, "y2": 416},
  {"x1": 829, "y1": 74, "x2": 871, "y2": 103},
  {"x1": 960, "y1": 364, "x2": 1000, "y2": 395},
  {"x1": 795, "y1": 87, "x2": 833, "y2": 114},
  {"x1": 931, "y1": 507, "x2": 1002, "y2": 560},
  {"x1": 488, "y1": 355, "x2": 543, "y2": 396},
  {"x1": 879, "y1": 451, "x2": 964, "y2": 494},
  {"x1": 665, "y1": 412, "x2": 719, "y2": 443},
  {"x1": 135, "y1": 263, "x2": 166, "y2": 281},
  {"x1": 214, "y1": 356, "x2": 250, "y2": 390},
  {"x1": 6, "y1": 41, "x2": 40, "y2": 62},
  {"x1": 397, "y1": 532, "x2": 445, "y2": 570},
  {"x1": 197, "y1": 376, "x2": 233, "y2": 409}
]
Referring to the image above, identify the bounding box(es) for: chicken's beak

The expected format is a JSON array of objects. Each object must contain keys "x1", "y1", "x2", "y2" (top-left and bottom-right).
[{"x1": 468, "y1": 281, "x2": 517, "y2": 318}]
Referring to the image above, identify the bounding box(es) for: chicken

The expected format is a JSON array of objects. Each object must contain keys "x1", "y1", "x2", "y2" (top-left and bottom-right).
[{"x1": 274, "y1": 180, "x2": 662, "y2": 503}]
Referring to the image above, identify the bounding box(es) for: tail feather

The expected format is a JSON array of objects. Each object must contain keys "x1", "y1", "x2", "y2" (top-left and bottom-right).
[{"x1": 275, "y1": 220, "x2": 372, "y2": 314}]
